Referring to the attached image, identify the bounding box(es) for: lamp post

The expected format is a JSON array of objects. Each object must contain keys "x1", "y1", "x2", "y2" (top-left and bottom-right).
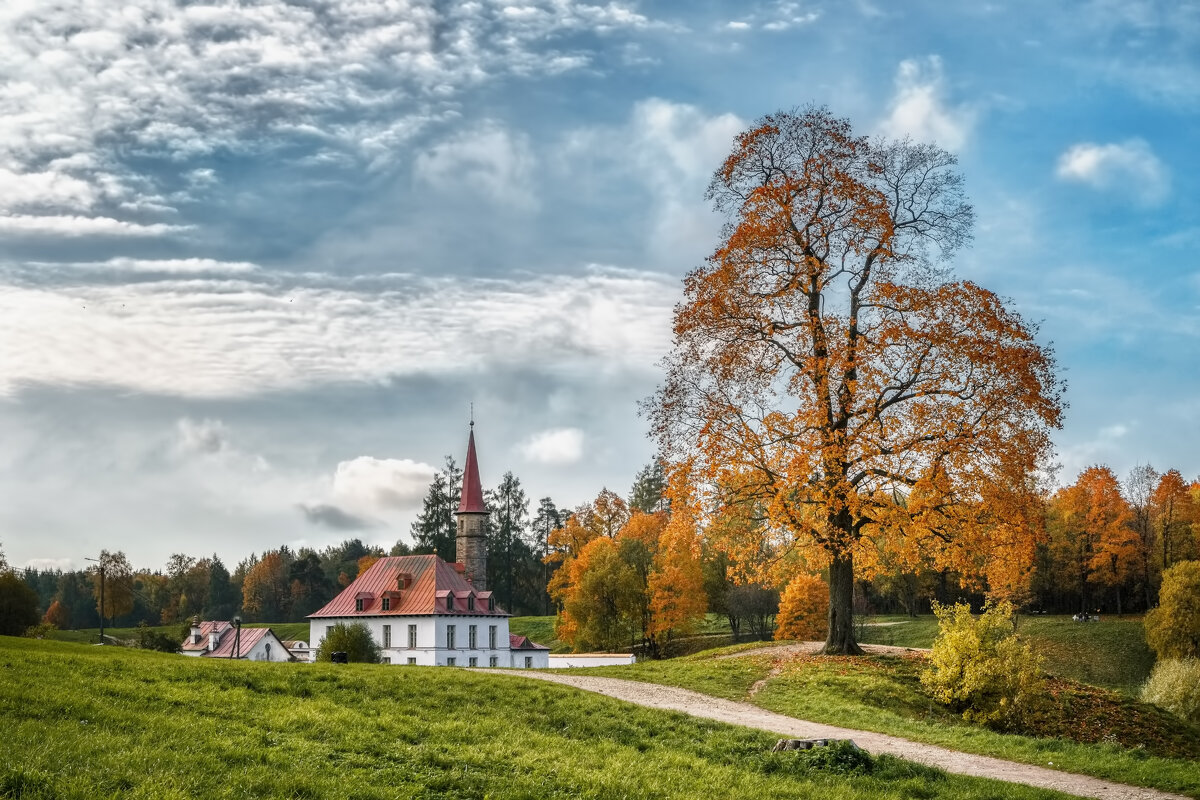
[{"x1": 231, "y1": 616, "x2": 241, "y2": 659}]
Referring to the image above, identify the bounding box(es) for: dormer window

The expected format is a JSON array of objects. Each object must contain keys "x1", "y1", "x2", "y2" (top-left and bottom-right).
[
  {"x1": 382, "y1": 597, "x2": 391, "y2": 611},
  {"x1": 488, "y1": 597, "x2": 495, "y2": 612},
  {"x1": 446, "y1": 595, "x2": 454, "y2": 611},
  {"x1": 467, "y1": 595, "x2": 475, "y2": 611},
  {"x1": 355, "y1": 598, "x2": 364, "y2": 612}
]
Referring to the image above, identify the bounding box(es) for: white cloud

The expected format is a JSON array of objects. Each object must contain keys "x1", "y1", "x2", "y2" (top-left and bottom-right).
[
  {"x1": 724, "y1": 21, "x2": 751, "y2": 30},
  {"x1": 0, "y1": 215, "x2": 191, "y2": 237},
  {"x1": 0, "y1": 265, "x2": 676, "y2": 398},
  {"x1": 879, "y1": 56, "x2": 976, "y2": 152},
  {"x1": 175, "y1": 418, "x2": 231, "y2": 456},
  {"x1": 1055, "y1": 139, "x2": 1169, "y2": 204},
  {"x1": 25, "y1": 557, "x2": 74, "y2": 571},
  {"x1": 414, "y1": 122, "x2": 538, "y2": 209},
  {"x1": 520, "y1": 427, "x2": 585, "y2": 465},
  {"x1": 0, "y1": 0, "x2": 660, "y2": 214},
  {"x1": 332, "y1": 456, "x2": 438, "y2": 512}
]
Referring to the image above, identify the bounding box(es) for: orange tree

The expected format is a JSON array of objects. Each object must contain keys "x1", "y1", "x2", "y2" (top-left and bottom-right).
[{"x1": 647, "y1": 108, "x2": 1062, "y2": 653}]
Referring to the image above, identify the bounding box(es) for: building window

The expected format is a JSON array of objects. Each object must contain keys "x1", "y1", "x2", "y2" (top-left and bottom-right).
[
  {"x1": 467, "y1": 595, "x2": 475, "y2": 611},
  {"x1": 408, "y1": 624, "x2": 417, "y2": 649},
  {"x1": 446, "y1": 625, "x2": 456, "y2": 650},
  {"x1": 382, "y1": 597, "x2": 391, "y2": 611},
  {"x1": 381, "y1": 657, "x2": 391, "y2": 664},
  {"x1": 446, "y1": 595, "x2": 453, "y2": 611},
  {"x1": 407, "y1": 657, "x2": 416, "y2": 665},
  {"x1": 382, "y1": 625, "x2": 391, "y2": 648},
  {"x1": 355, "y1": 598, "x2": 364, "y2": 612},
  {"x1": 468, "y1": 625, "x2": 477, "y2": 649},
  {"x1": 468, "y1": 657, "x2": 477, "y2": 667},
  {"x1": 489, "y1": 625, "x2": 497, "y2": 649},
  {"x1": 488, "y1": 597, "x2": 495, "y2": 611},
  {"x1": 446, "y1": 657, "x2": 456, "y2": 667},
  {"x1": 525, "y1": 656, "x2": 533, "y2": 668},
  {"x1": 489, "y1": 656, "x2": 498, "y2": 667}
]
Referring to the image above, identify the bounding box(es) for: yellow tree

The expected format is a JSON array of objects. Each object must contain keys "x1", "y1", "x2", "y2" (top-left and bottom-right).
[
  {"x1": 1048, "y1": 466, "x2": 1135, "y2": 614},
  {"x1": 1152, "y1": 470, "x2": 1196, "y2": 571},
  {"x1": 91, "y1": 550, "x2": 134, "y2": 624},
  {"x1": 775, "y1": 572, "x2": 829, "y2": 640},
  {"x1": 646, "y1": 477, "x2": 707, "y2": 645},
  {"x1": 648, "y1": 108, "x2": 1062, "y2": 653}
]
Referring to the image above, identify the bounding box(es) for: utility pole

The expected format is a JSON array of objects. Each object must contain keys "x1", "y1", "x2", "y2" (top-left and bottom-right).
[{"x1": 85, "y1": 556, "x2": 106, "y2": 645}]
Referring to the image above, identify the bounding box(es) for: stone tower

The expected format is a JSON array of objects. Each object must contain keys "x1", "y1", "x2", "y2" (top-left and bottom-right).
[{"x1": 455, "y1": 422, "x2": 487, "y2": 590}]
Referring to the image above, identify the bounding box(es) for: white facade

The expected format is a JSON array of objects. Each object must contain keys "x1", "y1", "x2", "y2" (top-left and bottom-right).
[{"x1": 311, "y1": 615, "x2": 535, "y2": 667}]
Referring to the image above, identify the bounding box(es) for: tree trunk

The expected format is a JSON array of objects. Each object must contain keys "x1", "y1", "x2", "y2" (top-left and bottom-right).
[{"x1": 823, "y1": 552, "x2": 863, "y2": 654}]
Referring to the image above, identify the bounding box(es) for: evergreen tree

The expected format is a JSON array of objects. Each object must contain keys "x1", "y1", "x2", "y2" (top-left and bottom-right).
[
  {"x1": 488, "y1": 472, "x2": 529, "y2": 611},
  {"x1": 629, "y1": 459, "x2": 668, "y2": 513},
  {"x1": 409, "y1": 457, "x2": 462, "y2": 562},
  {"x1": 205, "y1": 556, "x2": 238, "y2": 620},
  {"x1": 531, "y1": 497, "x2": 562, "y2": 615}
]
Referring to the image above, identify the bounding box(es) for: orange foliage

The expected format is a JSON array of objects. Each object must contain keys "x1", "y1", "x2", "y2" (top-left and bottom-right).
[
  {"x1": 241, "y1": 551, "x2": 290, "y2": 621},
  {"x1": 356, "y1": 555, "x2": 380, "y2": 576},
  {"x1": 646, "y1": 475, "x2": 707, "y2": 639},
  {"x1": 43, "y1": 599, "x2": 68, "y2": 629},
  {"x1": 648, "y1": 108, "x2": 1063, "y2": 652},
  {"x1": 1152, "y1": 470, "x2": 1196, "y2": 570},
  {"x1": 775, "y1": 573, "x2": 829, "y2": 641},
  {"x1": 1049, "y1": 466, "x2": 1136, "y2": 612}
]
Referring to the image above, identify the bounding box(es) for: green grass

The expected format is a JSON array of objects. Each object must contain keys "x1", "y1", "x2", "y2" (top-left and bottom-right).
[
  {"x1": 857, "y1": 615, "x2": 1156, "y2": 694},
  {"x1": 568, "y1": 645, "x2": 1200, "y2": 798},
  {"x1": 508, "y1": 615, "x2": 571, "y2": 653},
  {"x1": 0, "y1": 637, "x2": 1077, "y2": 800},
  {"x1": 508, "y1": 613, "x2": 746, "y2": 657}
]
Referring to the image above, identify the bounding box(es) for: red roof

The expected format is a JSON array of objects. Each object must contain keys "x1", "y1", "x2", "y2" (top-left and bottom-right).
[
  {"x1": 179, "y1": 621, "x2": 284, "y2": 659},
  {"x1": 457, "y1": 427, "x2": 486, "y2": 514},
  {"x1": 309, "y1": 554, "x2": 508, "y2": 618},
  {"x1": 509, "y1": 633, "x2": 549, "y2": 651}
]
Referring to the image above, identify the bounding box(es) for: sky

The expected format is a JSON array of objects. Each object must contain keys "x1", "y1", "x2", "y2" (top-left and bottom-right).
[{"x1": 2, "y1": 0, "x2": 1198, "y2": 573}]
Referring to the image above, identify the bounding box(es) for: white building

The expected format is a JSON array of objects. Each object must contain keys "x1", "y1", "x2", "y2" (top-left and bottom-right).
[
  {"x1": 180, "y1": 619, "x2": 291, "y2": 662},
  {"x1": 308, "y1": 424, "x2": 550, "y2": 667}
]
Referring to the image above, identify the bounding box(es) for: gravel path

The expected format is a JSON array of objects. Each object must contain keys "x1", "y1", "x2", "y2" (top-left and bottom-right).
[{"x1": 482, "y1": 669, "x2": 1188, "y2": 800}]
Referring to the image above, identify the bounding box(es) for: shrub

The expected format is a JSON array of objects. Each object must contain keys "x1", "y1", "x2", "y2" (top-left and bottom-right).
[
  {"x1": 1141, "y1": 658, "x2": 1200, "y2": 723},
  {"x1": 315, "y1": 622, "x2": 381, "y2": 663},
  {"x1": 775, "y1": 573, "x2": 829, "y2": 641},
  {"x1": 0, "y1": 571, "x2": 39, "y2": 637},
  {"x1": 920, "y1": 599, "x2": 1045, "y2": 729},
  {"x1": 1144, "y1": 561, "x2": 1200, "y2": 660},
  {"x1": 135, "y1": 621, "x2": 180, "y2": 652},
  {"x1": 23, "y1": 623, "x2": 56, "y2": 639}
]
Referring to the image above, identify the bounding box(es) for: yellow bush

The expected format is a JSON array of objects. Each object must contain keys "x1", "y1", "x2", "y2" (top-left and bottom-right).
[
  {"x1": 1144, "y1": 560, "x2": 1200, "y2": 660},
  {"x1": 920, "y1": 600, "x2": 1044, "y2": 729},
  {"x1": 1141, "y1": 658, "x2": 1200, "y2": 723},
  {"x1": 775, "y1": 573, "x2": 829, "y2": 641}
]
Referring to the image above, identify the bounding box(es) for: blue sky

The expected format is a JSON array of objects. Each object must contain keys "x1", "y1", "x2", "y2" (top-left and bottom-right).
[{"x1": 2, "y1": 0, "x2": 1198, "y2": 571}]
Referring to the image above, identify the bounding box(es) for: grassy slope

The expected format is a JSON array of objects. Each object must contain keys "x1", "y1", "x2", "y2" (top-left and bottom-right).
[
  {"x1": 567, "y1": 648, "x2": 1200, "y2": 798},
  {"x1": 857, "y1": 615, "x2": 1157, "y2": 694},
  {"x1": 0, "y1": 637, "x2": 1075, "y2": 800}
]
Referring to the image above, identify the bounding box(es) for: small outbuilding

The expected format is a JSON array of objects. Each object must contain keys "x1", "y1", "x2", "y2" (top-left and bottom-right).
[{"x1": 180, "y1": 619, "x2": 291, "y2": 661}]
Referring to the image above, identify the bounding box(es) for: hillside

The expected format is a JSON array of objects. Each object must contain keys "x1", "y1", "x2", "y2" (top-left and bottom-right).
[
  {"x1": 1, "y1": 636, "x2": 1077, "y2": 800},
  {"x1": 858, "y1": 614, "x2": 1157, "y2": 694},
  {"x1": 564, "y1": 644, "x2": 1200, "y2": 798}
]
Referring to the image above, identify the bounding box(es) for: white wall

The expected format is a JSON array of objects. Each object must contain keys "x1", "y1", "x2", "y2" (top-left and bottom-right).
[
  {"x1": 310, "y1": 615, "x2": 512, "y2": 667},
  {"x1": 510, "y1": 649, "x2": 550, "y2": 668},
  {"x1": 547, "y1": 654, "x2": 635, "y2": 668},
  {"x1": 246, "y1": 633, "x2": 292, "y2": 662}
]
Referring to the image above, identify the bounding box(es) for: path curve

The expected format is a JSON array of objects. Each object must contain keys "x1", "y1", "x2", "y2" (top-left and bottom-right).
[{"x1": 481, "y1": 669, "x2": 1187, "y2": 800}]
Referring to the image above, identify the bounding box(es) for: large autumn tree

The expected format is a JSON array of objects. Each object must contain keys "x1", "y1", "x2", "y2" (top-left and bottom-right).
[{"x1": 648, "y1": 108, "x2": 1063, "y2": 653}]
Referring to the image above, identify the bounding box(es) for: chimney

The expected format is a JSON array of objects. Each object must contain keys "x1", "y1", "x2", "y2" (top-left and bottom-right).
[
  {"x1": 209, "y1": 629, "x2": 221, "y2": 652},
  {"x1": 190, "y1": 617, "x2": 202, "y2": 646}
]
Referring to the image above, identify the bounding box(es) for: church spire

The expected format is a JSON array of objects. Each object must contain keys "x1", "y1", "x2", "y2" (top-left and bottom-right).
[{"x1": 457, "y1": 421, "x2": 485, "y2": 514}]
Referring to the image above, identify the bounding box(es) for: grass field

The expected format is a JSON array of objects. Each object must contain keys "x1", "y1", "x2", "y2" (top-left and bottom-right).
[
  {"x1": 566, "y1": 645, "x2": 1200, "y2": 798},
  {"x1": 858, "y1": 614, "x2": 1157, "y2": 694},
  {"x1": 0, "y1": 637, "x2": 1078, "y2": 800}
]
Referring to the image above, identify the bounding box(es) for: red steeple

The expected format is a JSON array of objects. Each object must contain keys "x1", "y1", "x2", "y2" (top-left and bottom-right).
[{"x1": 457, "y1": 423, "x2": 486, "y2": 514}]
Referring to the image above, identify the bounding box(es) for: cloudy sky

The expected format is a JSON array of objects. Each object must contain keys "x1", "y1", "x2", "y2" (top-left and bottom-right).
[{"x1": 2, "y1": 0, "x2": 1198, "y2": 572}]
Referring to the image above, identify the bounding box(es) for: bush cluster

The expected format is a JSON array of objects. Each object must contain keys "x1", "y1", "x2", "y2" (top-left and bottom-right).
[
  {"x1": 1144, "y1": 561, "x2": 1200, "y2": 660},
  {"x1": 1141, "y1": 658, "x2": 1200, "y2": 724},
  {"x1": 775, "y1": 573, "x2": 829, "y2": 641},
  {"x1": 315, "y1": 622, "x2": 381, "y2": 663},
  {"x1": 920, "y1": 599, "x2": 1044, "y2": 729}
]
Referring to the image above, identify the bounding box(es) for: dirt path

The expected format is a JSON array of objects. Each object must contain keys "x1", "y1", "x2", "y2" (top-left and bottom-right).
[{"x1": 482, "y1": 669, "x2": 1188, "y2": 800}]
